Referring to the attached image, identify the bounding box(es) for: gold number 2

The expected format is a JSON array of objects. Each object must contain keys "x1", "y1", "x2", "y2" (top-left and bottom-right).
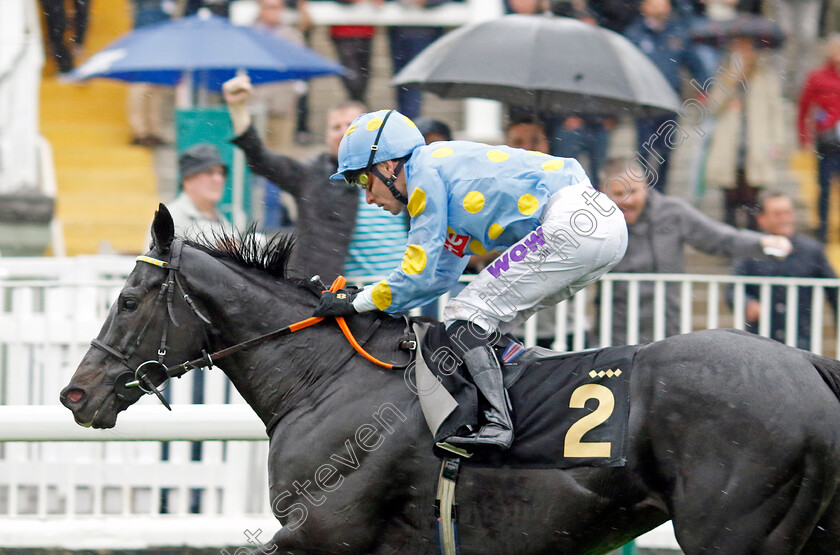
[{"x1": 564, "y1": 384, "x2": 615, "y2": 458}]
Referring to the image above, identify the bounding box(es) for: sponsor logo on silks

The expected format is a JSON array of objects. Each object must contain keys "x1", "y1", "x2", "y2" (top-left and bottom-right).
[
  {"x1": 444, "y1": 229, "x2": 470, "y2": 257},
  {"x1": 486, "y1": 226, "x2": 547, "y2": 278}
]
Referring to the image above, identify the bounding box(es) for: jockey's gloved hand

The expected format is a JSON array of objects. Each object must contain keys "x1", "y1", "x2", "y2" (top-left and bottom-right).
[{"x1": 313, "y1": 288, "x2": 358, "y2": 318}]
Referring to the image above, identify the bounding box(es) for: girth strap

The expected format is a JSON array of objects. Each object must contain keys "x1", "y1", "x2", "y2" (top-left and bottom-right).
[{"x1": 435, "y1": 457, "x2": 461, "y2": 555}]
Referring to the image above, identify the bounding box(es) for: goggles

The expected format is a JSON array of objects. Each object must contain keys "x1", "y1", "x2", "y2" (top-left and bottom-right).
[{"x1": 344, "y1": 170, "x2": 372, "y2": 191}]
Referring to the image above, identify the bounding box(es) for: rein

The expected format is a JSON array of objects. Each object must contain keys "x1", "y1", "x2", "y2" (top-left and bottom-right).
[{"x1": 92, "y1": 240, "x2": 409, "y2": 410}]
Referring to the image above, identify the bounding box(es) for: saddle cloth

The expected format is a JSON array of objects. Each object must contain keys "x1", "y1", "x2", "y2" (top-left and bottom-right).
[{"x1": 412, "y1": 322, "x2": 638, "y2": 469}]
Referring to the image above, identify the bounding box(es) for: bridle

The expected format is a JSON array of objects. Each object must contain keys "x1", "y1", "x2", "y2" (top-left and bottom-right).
[
  {"x1": 90, "y1": 239, "x2": 412, "y2": 411},
  {"x1": 90, "y1": 239, "x2": 212, "y2": 410}
]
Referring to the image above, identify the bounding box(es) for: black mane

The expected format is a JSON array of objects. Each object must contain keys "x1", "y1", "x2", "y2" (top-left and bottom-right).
[{"x1": 183, "y1": 227, "x2": 303, "y2": 283}]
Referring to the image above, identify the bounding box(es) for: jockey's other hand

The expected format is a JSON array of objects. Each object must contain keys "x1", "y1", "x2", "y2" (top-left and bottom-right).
[{"x1": 313, "y1": 288, "x2": 358, "y2": 318}]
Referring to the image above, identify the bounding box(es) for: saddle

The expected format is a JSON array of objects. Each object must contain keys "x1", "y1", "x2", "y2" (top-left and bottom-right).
[{"x1": 411, "y1": 321, "x2": 638, "y2": 469}]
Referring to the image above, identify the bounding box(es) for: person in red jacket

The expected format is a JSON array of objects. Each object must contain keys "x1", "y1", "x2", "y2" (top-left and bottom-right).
[{"x1": 798, "y1": 35, "x2": 840, "y2": 243}]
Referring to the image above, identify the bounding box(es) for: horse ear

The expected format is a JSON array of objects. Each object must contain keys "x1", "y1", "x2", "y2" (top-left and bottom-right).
[{"x1": 152, "y1": 203, "x2": 175, "y2": 253}]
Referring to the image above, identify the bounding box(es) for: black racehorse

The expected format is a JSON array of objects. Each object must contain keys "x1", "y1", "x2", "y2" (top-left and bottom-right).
[{"x1": 61, "y1": 206, "x2": 840, "y2": 554}]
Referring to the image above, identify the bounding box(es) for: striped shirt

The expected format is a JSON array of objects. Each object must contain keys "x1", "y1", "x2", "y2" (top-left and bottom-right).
[{"x1": 343, "y1": 190, "x2": 408, "y2": 278}]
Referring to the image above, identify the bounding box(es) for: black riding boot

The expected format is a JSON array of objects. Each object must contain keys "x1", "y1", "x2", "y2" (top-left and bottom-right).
[{"x1": 444, "y1": 321, "x2": 513, "y2": 450}]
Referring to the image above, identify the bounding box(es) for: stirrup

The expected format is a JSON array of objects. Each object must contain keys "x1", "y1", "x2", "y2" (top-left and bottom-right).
[
  {"x1": 445, "y1": 424, "x2": 513, "y2": 450},
  {"x1": 435, "y1": 441, "x2": 473, "y2": 458}
]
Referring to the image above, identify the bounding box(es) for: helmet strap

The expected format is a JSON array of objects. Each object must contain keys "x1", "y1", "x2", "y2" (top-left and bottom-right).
[{"x1": 371, "y1": 158, "x2": 408, "y2": 205}]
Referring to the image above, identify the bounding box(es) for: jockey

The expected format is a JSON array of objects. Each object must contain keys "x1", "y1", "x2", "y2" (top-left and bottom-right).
[{"x1": 314, "y1": 110, "x2": 628, "y2": 450}]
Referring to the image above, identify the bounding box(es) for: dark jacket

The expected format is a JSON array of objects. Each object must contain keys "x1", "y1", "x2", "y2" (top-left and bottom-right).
[
  {"x1": 732, "y1": 234, "x2": 838, "y2": 349},
  {"x1": 623, "y1": 14, "x2": 707, "y2": 93},
  {"x1": 231, "y1": 125, "x2": 360, "y2": 282},
  {"x1": 602, "y1": 189, "x2": 765, "y2": 344}
]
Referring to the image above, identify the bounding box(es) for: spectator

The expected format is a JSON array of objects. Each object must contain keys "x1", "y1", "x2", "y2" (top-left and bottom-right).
[
  {"x1": 387, "y1": 0, "x2": 449, "y2": 119},
  {"x1": 588, "y1": 0, "x2": 642, "y2": 32},
  {"x1": 250, "y1": 0, "x2": 306, "y2": 151},
  {"x1": 183, "y1": 0, "x2": 231, "y2": 17},
  {"x1": 415, "y1": 117, "x2": 453, "y2": 144},
  {"x1": 40, "y1": 0, "x2": 90, "y2": 74},
  {"x1": 705, "y1": 34, "x2": 784, "y2": 230},
  {"x1": 798, "y1": 34, "x2": 840, "y2": 243},
  {"x1": 289, "y1": 0, "x2": 316, "y2": 145},
  {"x1": 168, "y1": 144, "x2": 233, "y2": 239},
  {"x1": 330, "y1": 0, "x2": 382, "y2": 104},
  {"x1": 731, "y1": 192, "x2": 838, "y2": 349},
  {"x1": 505, "y1": 0, "x2": 549, "y2": 14},
  {"x1": 542, "y1": 3, "x2": 615, "y2": 180},
  {"x1": 597, "y1": 157, "x2": 791, "y2": 345},
  {"x1": 128, "y1": 1, "x2": 173, "y2": 147},
  {"x1": 223, "y1": 75, "x2": 408, "y2": 281},
  {"x1": 774, "y1": 0, "x2": 824, "y2": 96},
  {"x1": 624, "y1": 0, "x2": 708, "y2": 193}
]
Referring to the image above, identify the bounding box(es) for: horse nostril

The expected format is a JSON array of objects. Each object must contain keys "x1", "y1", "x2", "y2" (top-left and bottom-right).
[{"x1": 65, "y1": 388, "x2": 85, "y2": 404}]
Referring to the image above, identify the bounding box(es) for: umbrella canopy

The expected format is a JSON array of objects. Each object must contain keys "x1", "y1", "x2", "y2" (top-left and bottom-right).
[
  {"x1": 690, "y1": 14, "x2": 785, "y2": 49},
  {"x1": 392, "y1": 14, "x2": 681, "y2": 117},
  {"x1": 68, "y1": 12, "x2": 344, "y2": 90}
]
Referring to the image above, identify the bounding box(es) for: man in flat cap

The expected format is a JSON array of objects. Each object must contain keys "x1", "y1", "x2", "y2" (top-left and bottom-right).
[{"x1": 167, "y1": 144, "x2": 234, "y2": 239}]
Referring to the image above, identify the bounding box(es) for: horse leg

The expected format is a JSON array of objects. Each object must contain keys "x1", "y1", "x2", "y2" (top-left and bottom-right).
[{"x1": 670, "y1": 452, "x2": 838, "y2": 554}]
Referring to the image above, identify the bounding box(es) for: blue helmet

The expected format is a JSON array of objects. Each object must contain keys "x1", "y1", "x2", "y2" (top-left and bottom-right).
[{"x1": 330, "y1": 110, "x2": 426, "y2": 182}]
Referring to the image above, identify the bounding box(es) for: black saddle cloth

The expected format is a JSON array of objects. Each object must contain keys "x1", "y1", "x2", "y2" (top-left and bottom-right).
[{"x1": 421, "y1": 323, "x2": 638, "y2": 469}]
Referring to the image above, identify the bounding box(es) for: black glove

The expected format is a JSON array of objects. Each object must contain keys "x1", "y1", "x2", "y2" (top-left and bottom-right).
[{"x1": 313, "y1": 288, "x2": 358, "y2": 318}]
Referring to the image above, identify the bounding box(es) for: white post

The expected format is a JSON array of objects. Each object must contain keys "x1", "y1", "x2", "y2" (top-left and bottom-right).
[{"x1": 461, "y1": 0, "x2": 505, "y2": 141}]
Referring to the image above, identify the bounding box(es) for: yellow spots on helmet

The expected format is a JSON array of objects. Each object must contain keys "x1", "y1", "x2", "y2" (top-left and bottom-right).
[
  {"x1": 469, "y1": 240, "x2": 487, "y2": 256},
  {"x1": 432, "y1": 147, "x2": 453, "y2": 158},
  {"x1": 488, "y1": 223, "x2": 504, "y2": 240},
  {"x1": 487, "y1": 149, "x2": 510, "y2": 163},
  {"x1": 463, "y1": 191, "x2": 485, "y2": 214},
  {"x1": 541, "y1": 159, "x2": 565, "y2": 171},
  {"x1": 401, "y1": 245, "x2": 427, "y2": 275},
  {"x1": 371, "y1": 281, "x2": 392, "y2": 310},
  {"x1": 345, "y1": 124, "x2": 357, "y2": 136},
  {"x1": 366, "y1": 117, "x2": 383, "y2": 131},
  {"x1": 529, "y1": 151, "x2": 550, "y2": 156},
  {"x1": 407, "y1": 188, "x2": 426, "y2": 218},
  {"x1": 518, "y1": 194, "x2": 539, "y2": 215},
  {"x1": 403, "y1": 116, "x2": 417, "y2": 128}
]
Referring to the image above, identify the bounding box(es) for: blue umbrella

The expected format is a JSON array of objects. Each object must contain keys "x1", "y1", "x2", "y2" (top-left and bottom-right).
[{"x1": 68, "y1": 12, "x2": 344, "y2": 91}]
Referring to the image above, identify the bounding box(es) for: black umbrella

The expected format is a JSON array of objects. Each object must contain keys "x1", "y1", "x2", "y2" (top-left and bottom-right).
[
  {"x1": 392, "y1": 14, "x2": 681, "y2": 117},
  {"x1": 690, "y1": 14, "x2": 786, "y2": 49}
]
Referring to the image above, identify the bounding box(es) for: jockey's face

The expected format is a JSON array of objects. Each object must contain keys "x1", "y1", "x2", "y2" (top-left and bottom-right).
[{"x1": 365, "y1": 160, "x2": 407, "y2": 216}]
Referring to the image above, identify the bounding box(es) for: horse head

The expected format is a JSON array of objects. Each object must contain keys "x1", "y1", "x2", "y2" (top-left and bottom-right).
[{"x1": 60, "y1": 205, "x2": 215, "y2": 428}]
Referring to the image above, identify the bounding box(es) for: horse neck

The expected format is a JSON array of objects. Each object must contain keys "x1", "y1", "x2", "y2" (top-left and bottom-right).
[{"x1": 178, "y1": 250, "x2": 368, "y2": 425}]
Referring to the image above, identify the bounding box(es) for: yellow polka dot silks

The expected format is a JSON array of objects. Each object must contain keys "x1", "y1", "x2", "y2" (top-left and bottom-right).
[
  {"x1": 401, "y1": 245, "x2": 427, "y2": 274},
  {"x1": 407, "y1": 188, "x2": 426, "y2": 218},
  {"x1": 371, "y1": 281, "x2": 392, "y2": 310},
  {"x1": 352, "y1": 140, "x2": 593, "y2": 315}
]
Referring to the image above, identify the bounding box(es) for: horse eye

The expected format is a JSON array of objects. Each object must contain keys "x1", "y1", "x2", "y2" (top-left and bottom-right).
[{"x1": 122, "y1": 299, "x2": 138, "y2": 311}]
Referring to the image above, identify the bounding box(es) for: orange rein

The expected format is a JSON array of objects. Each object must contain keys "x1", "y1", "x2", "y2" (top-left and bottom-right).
[{"x1": 289, "y1": 276, "x2": 397, "y2": 369}]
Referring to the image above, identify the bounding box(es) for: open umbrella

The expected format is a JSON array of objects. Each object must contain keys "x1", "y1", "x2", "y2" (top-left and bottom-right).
[
  {"x1": 690, "y1": 14, "x2": 785, "y2": 50},
  {"x1": 392, "y1": 14, "x2": 681, "y2": 117},
  {"x1": 68, "y1": 11, "x2": 344, "y2": 91}
]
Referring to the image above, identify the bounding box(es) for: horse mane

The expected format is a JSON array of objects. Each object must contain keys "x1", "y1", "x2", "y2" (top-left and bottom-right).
[{"x1": 182, "y1": 226, "x2": 317, "y2": 292}]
